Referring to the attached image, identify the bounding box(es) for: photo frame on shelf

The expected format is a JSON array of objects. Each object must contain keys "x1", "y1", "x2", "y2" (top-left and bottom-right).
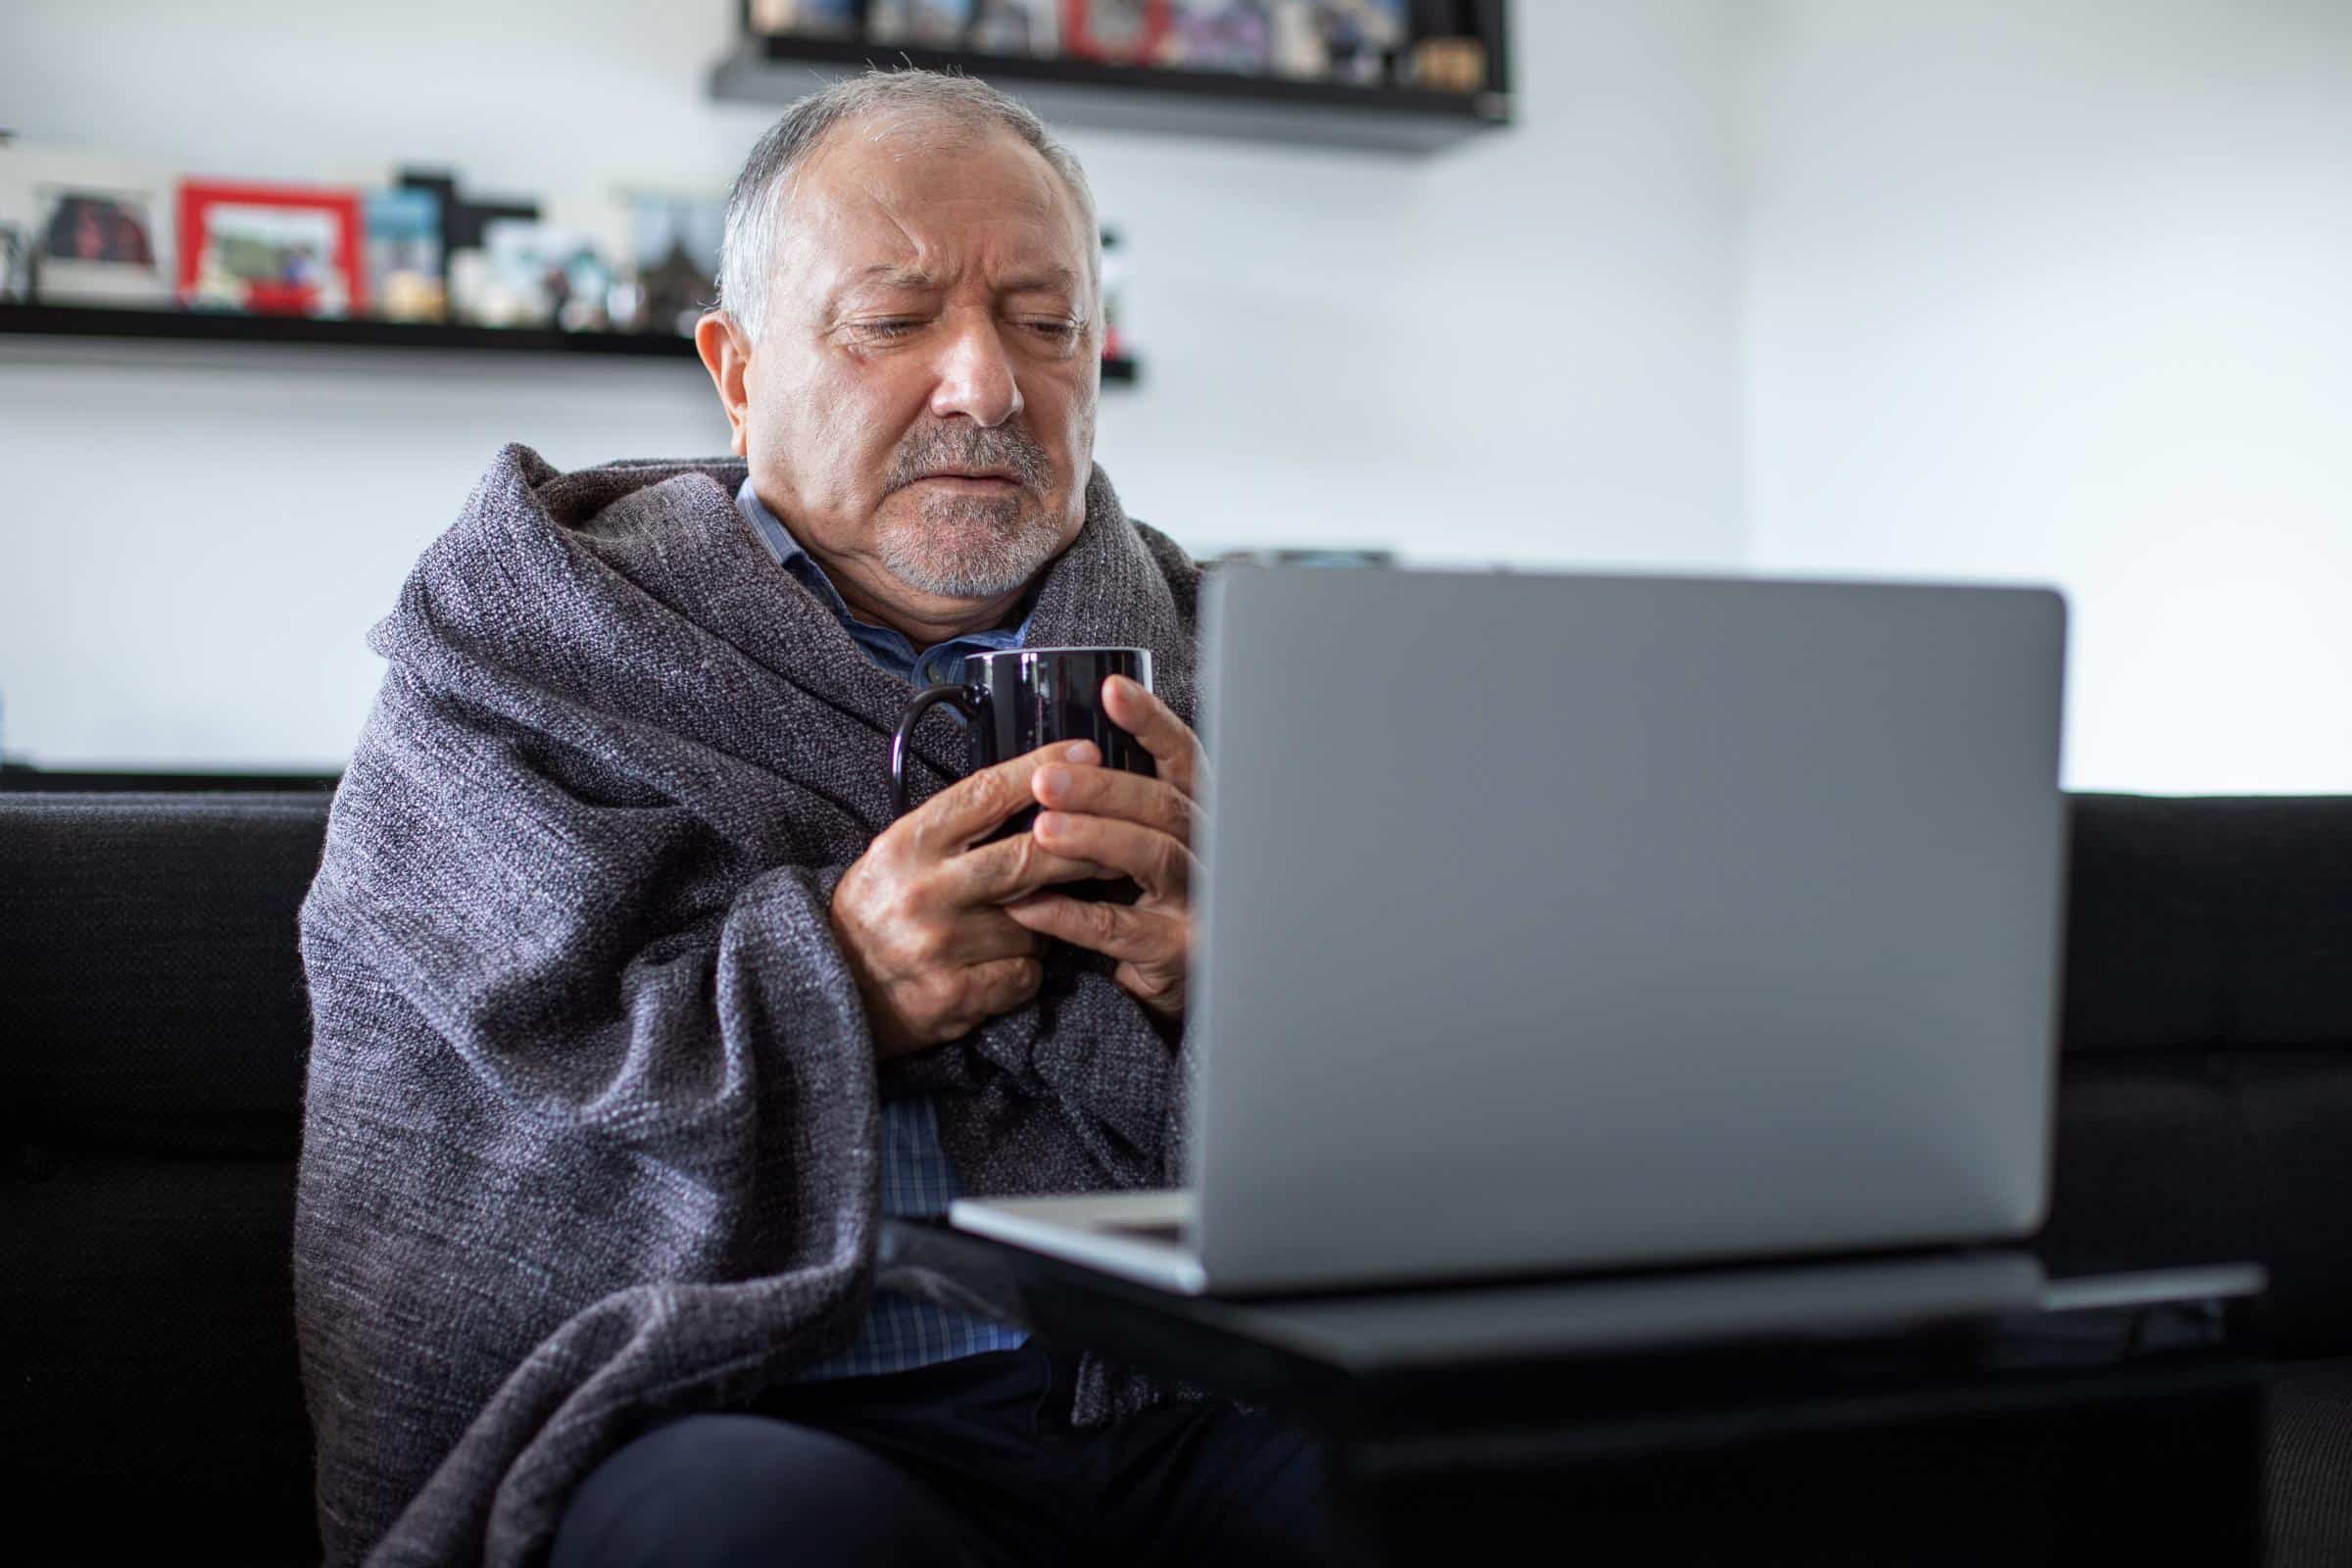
[
  {"x1": 968, "y1": 0, "x2": 1058, "y2": 56},
  {"x1": 0, "y1": 165, "x2": 26, "y2": 302},
  {"x1": 867, "y1": 0, "x2": 974, "y2": 47},
  {"x1": 625, "y1": 190, "x2": 726, "y2": 338},
  {"x1": 4, "y1": 144, "x2": 175, "y2": 307},
  {"x1": 1314, "y1": 0, "x2": 1408, "y2": 85},
  {"x1": 749, "y1": 0, "x2": 862, "y2": 38},
  {"x1": 1160, "y1": 1, "x2": 1274, "y2": 73},
  {"x1": 364, "y1": 187, "x2": 445, "y2": 322},
  {"x1": 179, "y1": 179, "x2": 366, "y2": 318},
  {"x1": 0, "y1": 223, "x2": 25, "y2": 302},
  {"x1": 1063, "y1": 0, "x2": 1174, "y2": 64}
]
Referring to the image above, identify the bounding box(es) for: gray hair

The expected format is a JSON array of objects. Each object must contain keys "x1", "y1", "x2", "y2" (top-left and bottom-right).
[{"x1": 716, "y1": 69, "x2": 1101, "y2": 342}]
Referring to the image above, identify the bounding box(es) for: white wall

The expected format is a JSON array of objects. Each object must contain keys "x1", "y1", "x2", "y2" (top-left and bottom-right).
[
  {"x1": 0, "y1": 0, "x2": 1745, "y2": 768},
  {"x1": 1741, "y1": 0, "x2": 2352, "y2": 793}
]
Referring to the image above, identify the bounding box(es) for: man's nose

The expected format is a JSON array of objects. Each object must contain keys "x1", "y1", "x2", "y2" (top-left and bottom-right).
[{"x1": 928, "y1": 315, "x2": 1024, "y2": 428}]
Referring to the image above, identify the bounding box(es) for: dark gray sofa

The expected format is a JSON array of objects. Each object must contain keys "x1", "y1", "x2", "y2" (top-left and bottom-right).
[{"x1": 4, "y1": 789, "x2": 2347, "y2": 1564}]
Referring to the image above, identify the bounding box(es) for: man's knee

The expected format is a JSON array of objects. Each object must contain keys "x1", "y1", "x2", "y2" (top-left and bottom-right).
[{"x1": 551, "y1": 1411, "x2": 969, "y2": 1568}]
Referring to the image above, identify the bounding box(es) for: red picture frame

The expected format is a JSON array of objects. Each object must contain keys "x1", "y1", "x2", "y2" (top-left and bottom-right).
[
  {"x1": 177, "y1": 179, "x2": 367, "y2": 318},
  {"x1": 1061, "y1": 0, "x2": 1174, "y2": 65}
]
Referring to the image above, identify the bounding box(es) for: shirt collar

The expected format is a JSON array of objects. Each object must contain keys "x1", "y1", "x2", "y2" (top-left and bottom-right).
[{"x1": 734, "y1": 475, "x2": 1030, "y2": 685}]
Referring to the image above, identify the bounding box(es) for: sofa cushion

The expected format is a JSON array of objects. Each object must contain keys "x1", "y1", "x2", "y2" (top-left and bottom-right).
[
  {"x1": 1, "y1": 792, "x2": 329, "y2": 1158},
  {"x1": 3, "y1": 1147, "x2": 318, "y2": 1561},
  {"x1": 2061, "y1": 794, "x2": 2352, "y2": 1055},
  {"x1": 2269, "y1": 1359, "x2": 2352, "y2": 1568}
]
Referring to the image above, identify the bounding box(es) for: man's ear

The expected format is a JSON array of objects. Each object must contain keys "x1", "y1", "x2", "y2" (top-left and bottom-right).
[{"x1": 694, "y1": 312, "x2": 753, "y2": 458}]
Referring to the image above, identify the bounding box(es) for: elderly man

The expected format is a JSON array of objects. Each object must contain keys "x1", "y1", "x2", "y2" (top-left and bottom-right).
[{"x1": 294, "y1": 72, "x2": 1338, "y2": 1568}]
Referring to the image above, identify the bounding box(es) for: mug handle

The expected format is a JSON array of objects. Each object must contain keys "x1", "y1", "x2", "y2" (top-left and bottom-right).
[{"x1": 891, "y1": 684, "x2": 986, "y2": 817}]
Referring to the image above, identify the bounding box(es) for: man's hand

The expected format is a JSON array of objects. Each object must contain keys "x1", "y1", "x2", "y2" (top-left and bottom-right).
[
  {"x1": 1003, "y1": 676, "x2": 1204, "y2": 1021},
  {"x1": 833, "y1": 740, "x2": 1111, "y2": 1059}
]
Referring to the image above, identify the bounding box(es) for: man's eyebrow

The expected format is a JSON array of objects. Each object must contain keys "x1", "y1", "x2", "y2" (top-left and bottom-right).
[
  {"x1": 838, "y1": 263, "x2": 1082, "y2": 294},
  {"x1": 843, "y1": 263, "x2": 941, "y2": 290},
  {"x1": 999, "y1": 267, "x2": 1081, "y2": 294}
]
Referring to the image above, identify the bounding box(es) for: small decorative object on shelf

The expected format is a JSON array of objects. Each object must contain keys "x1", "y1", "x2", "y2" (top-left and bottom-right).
[
  {"x1": 364, "y1": 189, "x2": 445, "y2": 322},
  {"x1": 625, "y1": 191, "x2": 727, "y2": 337},
  {"x1": 1160, "y1": 1, "x2": 1273, "y2": 74},
  {"x1": 397, "y1": 170, "x2": 538, "y2": 329},
  {"x1": 1101, "y1": 224, "x2": 1129, "y2": 364},
  {"x1": 868, "y1": 0, "x2": 975, "y2": 48},
  {"x1": 179, "y1": 179, "x2": 366, "y2": 318},
  {"x1": 0, "y1": 142, "x2": 174, "y2": 307},
  {"x1": 750, "y1": 0, "x2": 862, "y2": 39},
  {"x1": 1063, "y1": 0, "x2": 1175, "y2": 64},
  {"x1": 1401, "y1": 33, "x2": 1485, "y2": 94},
  {"x1": 969, "y1": 0, "x2": 1058, "y2": 56}
]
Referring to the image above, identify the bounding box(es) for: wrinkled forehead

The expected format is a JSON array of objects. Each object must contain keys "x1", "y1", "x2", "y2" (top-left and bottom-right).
[{"x1": 778, "y1": 114, "x2": 1096, "y2": 306}]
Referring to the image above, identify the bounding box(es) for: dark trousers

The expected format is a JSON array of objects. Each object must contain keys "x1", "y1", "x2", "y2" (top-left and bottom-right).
[{"x1": 550, "y1": 1339, "x2": 1350, "y2": 1567}]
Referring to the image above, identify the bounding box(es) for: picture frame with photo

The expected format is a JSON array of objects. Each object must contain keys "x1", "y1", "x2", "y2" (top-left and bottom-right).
[
  {"x1": 968, "y1": 0, "x2": 1058, "y2": 56},
  {"x1": 4, "y1": 144, "x2": 176, "y2": 307},
  {"x1": 1064, "y1": 0, "x2": 1175, "y2": 64},
  {"x1": 0, "y1": 160, "x2": 27, "y2": 302},
  {"x1": 179, "y1": 179, "x2": 367, "y2": 318},
  {"x1": 866, "y1": 0, "x2": 973, "y2": 48},
  {"x1": 748, "y1": 0, "x2": 862, "y2": 38},
  {"x1": 1160, "y1": 0, "x2": 1274, "y2": 73},
  {"x1": 365, "y1": 187, "x2": 445, "y2": 322},
  {"x1": 625, "y1": 191, "x2": 726, "y2": 338}
]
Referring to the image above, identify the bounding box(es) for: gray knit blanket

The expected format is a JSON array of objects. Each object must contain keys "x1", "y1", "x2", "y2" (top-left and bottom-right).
[{"x1": 295, "y1": 444, "x2": 1208, "y2": 1566}]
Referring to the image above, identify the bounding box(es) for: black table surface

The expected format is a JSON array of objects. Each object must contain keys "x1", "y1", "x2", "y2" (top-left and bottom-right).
[{"x1": 879, "y1": 1217, "x2": 2265, "y2": 1439}]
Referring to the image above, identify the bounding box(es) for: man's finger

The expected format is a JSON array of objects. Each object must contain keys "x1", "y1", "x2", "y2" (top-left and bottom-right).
[
  {"x1": 923, "y1": 911, "x2": 1041, "y2": 968},
  {"x1": 1031, "y1": 811, "x2": 1195, "y2": 900},
  {"x1": 950, "y1": 825, "x2": 1116, "y2": 906},
  {"x1": 911, "y1": 739, "x2": 1101, "y2": 854},
  {"x1": 1003, "y1": 895, "x2": 1176, "y2": 964},
  {"x1": 1031, "y1": 761, "x2": 1195, "y2": 842},
  {"x1": 1101, "y1": 676, "x2": 1203, "y2": 799}
]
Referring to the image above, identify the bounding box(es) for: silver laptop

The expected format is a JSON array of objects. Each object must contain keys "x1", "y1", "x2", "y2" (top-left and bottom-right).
[{"x1": 952, "y1": 567, "x2": 2069, "y2": 1298}]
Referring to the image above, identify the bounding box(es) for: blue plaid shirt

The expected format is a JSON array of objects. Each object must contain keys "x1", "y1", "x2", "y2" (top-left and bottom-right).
[{"x1": 737, "y1": 477, "x2": 1034, "y2": 1379}]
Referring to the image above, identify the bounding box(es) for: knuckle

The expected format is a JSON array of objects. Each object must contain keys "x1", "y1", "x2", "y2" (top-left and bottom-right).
[{"x1": 907, "y1": 923, "x2": 951, "y2": 966}]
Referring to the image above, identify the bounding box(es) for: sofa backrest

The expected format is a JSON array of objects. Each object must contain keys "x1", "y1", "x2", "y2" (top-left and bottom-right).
[
  {"x1": 3, "y1": 790, "x2": 331, "y2": 1562},
  {"x1": 2042, "y1": 793, "x2": 2352, "y2": 1356},
  {"x1": 4, "y1": 787, "x2": 2349, "y2": 1554}
]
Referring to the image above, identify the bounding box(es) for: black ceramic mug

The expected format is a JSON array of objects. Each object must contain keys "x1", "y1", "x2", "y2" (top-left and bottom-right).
[{"x1": 890, "y1": 646, "x2": 1157, "y2": 896}]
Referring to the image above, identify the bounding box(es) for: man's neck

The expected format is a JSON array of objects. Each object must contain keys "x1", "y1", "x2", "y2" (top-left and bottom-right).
[{"x1": 819, "y1": 549, "x2": 1030, "y2": 653}]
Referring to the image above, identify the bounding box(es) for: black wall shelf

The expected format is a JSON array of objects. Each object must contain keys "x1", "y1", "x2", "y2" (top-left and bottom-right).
[
  {"x1": 709, "y1": 32, "x2": 1510, "y2": 155},
  {"x1": 0, "y1": 303, "x2": 1141, "y2": 382}
]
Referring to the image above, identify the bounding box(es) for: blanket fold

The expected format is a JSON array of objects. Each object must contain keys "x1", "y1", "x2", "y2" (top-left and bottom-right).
[{"x1": 295, "y1": 444, "x2": 1207, "y2": 1566}]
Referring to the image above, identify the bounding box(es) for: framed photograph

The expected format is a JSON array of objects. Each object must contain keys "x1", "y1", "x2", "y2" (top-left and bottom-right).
[
  {"x1": 867, "y1": 0, "x2": 973, "y2": 47},
  {"x1": 6, "y1": 145, "x2": 174, "y2": 307},
  {"x1": 0, "y1": 156, "x2": 27, "y2": 303},
  {"x1": 749, "y1": 0, "x2": 861, "y2": 38},
  {"x1": 179, "y1": 180, "x2": 366, "y2": 318},
  {"x1": 1160, "y1": 0, "x2": 1272, "y2": 72},
  {"x1": 1314, "y1": 0, "x2": 1406, "y2": 84},
  {"x1": 1062, "y1": 0, "x2": 1174, "y2": 64},
  {"x1": 471, "y1": 219, "x2": 621, "y2": 332},
  {"x1": 365, "y1": 188, "x2": 445, "y2": 322},
  {"x1": 0, "y1": 222, "x2": 26, "y2": 303},
  {"x1": 969, "y1": 0, "x2": 1058, "y2": 56},
  {"x1": 625, "y1": 192, "x2": 726, "y2": 337}
]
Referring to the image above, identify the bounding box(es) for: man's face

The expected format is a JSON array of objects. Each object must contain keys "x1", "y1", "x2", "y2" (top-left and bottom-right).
[{"x1": 722, "y1": 118, "x2": 1100, "y2": 612}]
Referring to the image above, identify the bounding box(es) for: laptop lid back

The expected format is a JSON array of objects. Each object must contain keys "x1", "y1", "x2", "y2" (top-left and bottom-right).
[{"x1": 1189, "y1": 568, "x2": 2067, "y2": 1294}]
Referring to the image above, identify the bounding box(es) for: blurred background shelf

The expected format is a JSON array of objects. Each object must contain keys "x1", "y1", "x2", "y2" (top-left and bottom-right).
[
  {"x1": 708, "y1": 34, "x2": 1509, "y2": 154},
  {"x1": 0, "y1": 303, "x2": 1142, "y2": 380}
]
